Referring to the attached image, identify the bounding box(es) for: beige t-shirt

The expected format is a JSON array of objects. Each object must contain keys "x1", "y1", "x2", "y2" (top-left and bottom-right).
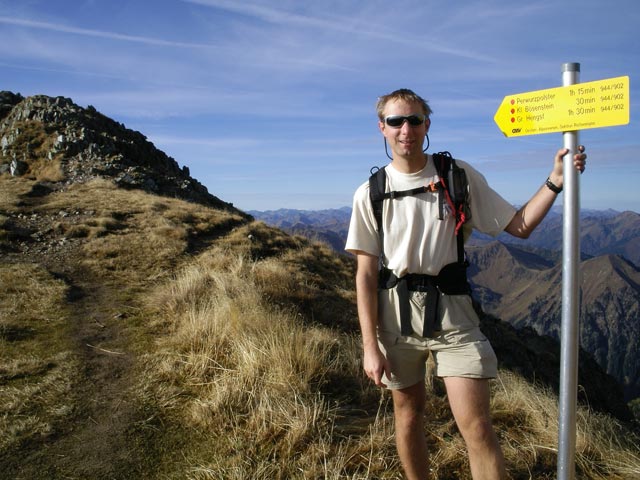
[{"x1": 345, "y1": 155, "x2": 516, "y2": 277}]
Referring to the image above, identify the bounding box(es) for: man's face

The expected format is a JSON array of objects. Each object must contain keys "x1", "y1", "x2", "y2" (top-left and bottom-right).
[{"x1": 378, "y1": 99, "x2": 430, "y2": 161}]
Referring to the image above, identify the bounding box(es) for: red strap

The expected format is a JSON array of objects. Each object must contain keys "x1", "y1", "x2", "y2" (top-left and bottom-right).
[
  {"x1": 440, "y1": 177, "x2": 465, "y2": 235},
  {"x1": 455, "y1": 207, "x2": 466, "y2": 235}
]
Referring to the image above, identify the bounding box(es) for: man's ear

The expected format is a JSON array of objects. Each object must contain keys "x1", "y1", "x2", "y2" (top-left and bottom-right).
[
  {"x1": 378, "y1": 120, "x2": 385, "y2": 134},
  {"x1": 425, "y1": 118, "x2": 431, "y2": 133}
]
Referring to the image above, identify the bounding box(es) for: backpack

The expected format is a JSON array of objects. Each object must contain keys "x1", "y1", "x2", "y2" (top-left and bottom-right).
[
  {"x1": 368, "y1": 151, "x2": 471, "y2": 265},
  {"x1": 367, "y1": 152, "x2": 472, "y2": 337}
]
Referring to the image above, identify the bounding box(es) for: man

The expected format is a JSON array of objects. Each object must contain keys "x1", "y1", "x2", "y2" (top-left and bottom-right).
[{"x1": 345, "y1": 88, "x2": 586, "y2": 479}]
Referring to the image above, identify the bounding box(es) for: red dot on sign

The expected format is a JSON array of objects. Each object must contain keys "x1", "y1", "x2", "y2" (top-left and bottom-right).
[
  {"x1": 510, "y1": 99, "x2": 515, "y2": 105},
  {"x1": 511, "y1": 108, "x2": 515, "y2": 114},
  {"x1": 511, "y1": 117, "x2": 515, "y2": 123}
]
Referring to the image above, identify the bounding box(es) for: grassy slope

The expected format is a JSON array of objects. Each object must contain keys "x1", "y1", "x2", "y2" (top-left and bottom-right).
[{"x1": 1, "y1": 175, "x2": 638, "y2": 479}]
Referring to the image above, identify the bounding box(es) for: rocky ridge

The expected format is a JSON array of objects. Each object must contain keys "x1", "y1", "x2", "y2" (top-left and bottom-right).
[{"x1": 0, "y1": 91, "x2": 243, "y2": 215}]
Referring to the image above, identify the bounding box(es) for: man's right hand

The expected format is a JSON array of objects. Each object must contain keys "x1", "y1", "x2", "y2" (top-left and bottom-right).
[
  {"x1": 363, "y1": 346, "x2": 391, "y2": 388},
  {"x1": 354, "y1": 251, "x2": 390, "y2": 388}
]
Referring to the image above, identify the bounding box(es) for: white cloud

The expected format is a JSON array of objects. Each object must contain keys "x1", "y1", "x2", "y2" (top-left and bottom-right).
[{"x1": 0, "y1": 15, "x2": 220, "y2": 49}]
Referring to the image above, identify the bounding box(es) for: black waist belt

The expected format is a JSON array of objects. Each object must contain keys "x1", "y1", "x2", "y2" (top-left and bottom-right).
[{"x1": 378, "y1": 262, "x2": 471, "y2": 338}]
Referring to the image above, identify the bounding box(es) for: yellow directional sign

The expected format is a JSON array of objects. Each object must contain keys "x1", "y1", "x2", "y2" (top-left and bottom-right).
[{"x1": 494, "y1": 76, "x2": 629, "y2": 137}]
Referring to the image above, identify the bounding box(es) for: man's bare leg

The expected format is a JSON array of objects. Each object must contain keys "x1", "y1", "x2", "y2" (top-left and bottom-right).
[
  {"x1": 391, "y1": 380, "x2": 430, "y2": 480},
  {"x1": 444, "y1": 377, "x2": 507, "y2": 480}
]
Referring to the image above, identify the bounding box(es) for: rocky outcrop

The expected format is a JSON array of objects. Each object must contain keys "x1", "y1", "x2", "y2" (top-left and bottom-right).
[
  {"x1": 0, "y1": 91, "x2": 24, "y2": 121},
  {"x1": 0, "y1": 91, "x2": 246, "y2": 216}
]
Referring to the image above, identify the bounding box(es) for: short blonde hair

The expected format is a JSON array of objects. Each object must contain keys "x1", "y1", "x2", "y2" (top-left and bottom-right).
[{"x1": 376, "y1": 88, "x2": 432, "y2": 121}]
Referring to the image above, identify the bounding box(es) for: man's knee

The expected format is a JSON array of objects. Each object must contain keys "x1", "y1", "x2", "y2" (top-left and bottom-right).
[
  {"x1": 394, "y1": 406, "x2": 424, "y2": 433},
  {"x1": 392, "y1": 382, "x2": 426, "y2": 427},
  {"x1": 458, "y1": 416, "x2": 498, "y2": 449}
]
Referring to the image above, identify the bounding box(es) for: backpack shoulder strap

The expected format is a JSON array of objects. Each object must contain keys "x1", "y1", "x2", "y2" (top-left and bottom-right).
[
  {"x1": 432, "y1": 151, "x2": 470, "y2": 265},
  {"x1": 368, "y1": 166, "x2": 387, "y2": 233},
  {"x1": 432, "y1": 151, "x2": 452, "y2": 178},
  {"x1": 368, "y1": 155, "x2": 470, "y2": 266},
  {"x1": 432, "y1": 151, "x2": 452, "y2": 221}
]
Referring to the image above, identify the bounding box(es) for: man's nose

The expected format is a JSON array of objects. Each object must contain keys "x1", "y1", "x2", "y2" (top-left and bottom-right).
[{"x1": 400, "y1": 120, "x2": 412, "y2": 132}]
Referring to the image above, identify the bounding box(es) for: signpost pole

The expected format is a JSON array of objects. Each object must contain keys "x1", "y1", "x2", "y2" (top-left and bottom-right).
[
  {"x1": 493, "y1": 65, "x2": 629, "y2": 477},
  {"x1": 558, "y1": 62, "x2": 581, "y2": 480}
]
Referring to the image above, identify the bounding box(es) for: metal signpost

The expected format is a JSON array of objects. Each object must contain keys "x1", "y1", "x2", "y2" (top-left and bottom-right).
[
  {"x1": 558, "y1": 62, "x2": 580, "y2": 480},
  {"x1": 494, "y1": 63, "x2": 630, "y2": 480}
]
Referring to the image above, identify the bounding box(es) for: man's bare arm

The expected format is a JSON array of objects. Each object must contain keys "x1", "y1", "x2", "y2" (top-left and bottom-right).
[
  {"x1": 505, "y1": 146, "x2": 586, "y2": 239},
  {"x1": 354, "y1": 251, "x2": 390, "y2": 387}
]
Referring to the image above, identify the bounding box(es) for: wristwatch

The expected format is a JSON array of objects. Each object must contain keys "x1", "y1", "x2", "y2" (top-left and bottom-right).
[{"x1": 545, "y1": 177, "x2": 562, "y2": 194}]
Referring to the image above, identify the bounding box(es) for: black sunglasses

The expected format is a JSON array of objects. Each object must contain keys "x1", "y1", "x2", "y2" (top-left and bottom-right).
[{"x1": 384, "y1": 114, "x2": 426, "y2": 128}]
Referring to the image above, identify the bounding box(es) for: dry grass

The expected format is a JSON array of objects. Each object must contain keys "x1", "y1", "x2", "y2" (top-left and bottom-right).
[
  {"x1": 0, "y1": 175, "x2": 34, "y2": 208},
  {"x1": 1, "y1": 175, "x2": 638, "y2": 479},
  {"x1": 144, "y1": 246, "x2": 640, "y2": 479},
  {"x1": 0, "y1": 263, "x2": 79, "y2": 454},
  {"x1": 1, "y1": 120, "x2": 65, "y2": 182},
  {"x1": 41, "y1": 179, "x2": 246, "y2": 283},
  {"x1": 491, "y1": 372, "x2": 640, "y2": 479},
  {"x1": 145, "y1": 247, "x2": 398, "y2": 479}
]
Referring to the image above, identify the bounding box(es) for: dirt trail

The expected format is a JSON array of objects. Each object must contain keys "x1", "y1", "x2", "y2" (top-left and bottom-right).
[
  {"x1": 2, "y1": 185, "x2": 156, "y2": 479},
  {"x1": 46, "y1": 272, "x2": 145, "y2": 478}
]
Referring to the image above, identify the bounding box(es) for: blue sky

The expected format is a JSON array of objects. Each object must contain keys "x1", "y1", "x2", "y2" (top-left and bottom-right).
[{"x1": 1, "y1": 0, "x2": 639, "y2": 212}]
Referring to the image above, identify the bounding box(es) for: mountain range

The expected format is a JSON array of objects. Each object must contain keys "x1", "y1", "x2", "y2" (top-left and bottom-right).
[
  {"x1": 466, "y1": 242, "x2": 640, "y2": 401},
  {"x1": 250, "y1": 206, "x2": 640, "y2": 265},
  {"x1": 250, "y1": 204, "x2": 640, "y2": 402}
]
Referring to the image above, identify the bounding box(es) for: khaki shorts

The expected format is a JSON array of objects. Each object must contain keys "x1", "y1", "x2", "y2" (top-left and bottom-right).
[{"x1": 377, "y1": 288, "x2": 497, "y2": 390}]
